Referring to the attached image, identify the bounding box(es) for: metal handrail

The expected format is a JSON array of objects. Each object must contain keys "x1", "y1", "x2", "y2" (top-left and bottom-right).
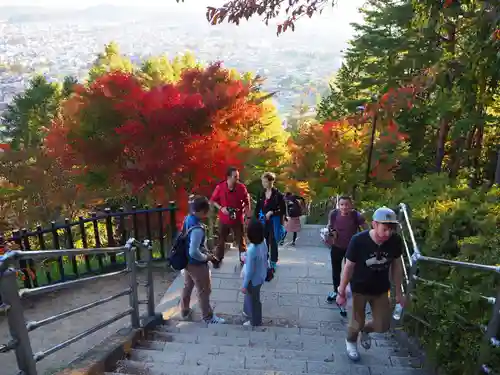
[
  {"x1": 0, "y1": 237, "x2": 156, "y2": 375},
  {"x1": 397, "y1": 203, "x2": 500, "y2": 375}
]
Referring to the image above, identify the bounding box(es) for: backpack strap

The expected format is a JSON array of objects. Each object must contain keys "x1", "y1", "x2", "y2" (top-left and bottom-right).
[
  {"x1": 328, "y1": 209, "x2": 339, "y2": 229},
  {"x1": 351, "y1": 210, "x2": 363, "y2": 232},
  {"x1": 183, "y1": 224, "x2": 203, "y2": 238}
]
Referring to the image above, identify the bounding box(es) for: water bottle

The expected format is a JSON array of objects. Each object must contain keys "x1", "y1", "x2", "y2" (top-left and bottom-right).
[{"x1": 392, "y1": 303, "x2": 403, "y2": 320}]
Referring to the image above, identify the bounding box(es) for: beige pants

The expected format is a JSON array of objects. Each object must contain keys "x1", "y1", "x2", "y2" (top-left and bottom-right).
[
  {"x1": 180, "y1": 263, "x2": 213, "y2": 320},
  {"x1": 347, "y1": 292, "x2": 391, "y2": 342}
]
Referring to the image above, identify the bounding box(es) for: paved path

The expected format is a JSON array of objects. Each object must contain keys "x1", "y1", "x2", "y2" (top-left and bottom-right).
[
  {"x1": 154, "y1": 225, "x2": 426, "y2": 374},
  {"x1": 157, "y1": 224, "x2": 339, "y2": 326}
]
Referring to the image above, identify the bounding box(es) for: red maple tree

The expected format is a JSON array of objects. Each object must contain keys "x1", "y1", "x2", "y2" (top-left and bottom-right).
[{"x1": 46, "y1": 64, "x2": 263, "y2": 218}]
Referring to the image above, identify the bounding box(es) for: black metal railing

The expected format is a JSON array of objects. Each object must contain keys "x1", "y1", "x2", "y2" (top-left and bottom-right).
[
  {"x1": 0, "y1": 238, "x2": 155, "y2": 375},
  {"x1": 307, "y1": 200, "x2": 332, "y2": 224},
  {"x1": 0, "y1": 203, "x2": 178, "y2": 290},
  {"x1": 397, "y1": 203, "x2": 500, "y2": 375}
]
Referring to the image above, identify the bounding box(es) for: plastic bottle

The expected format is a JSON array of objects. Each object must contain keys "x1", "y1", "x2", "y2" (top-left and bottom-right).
[{"x1": 393, "y1": 303, "x2": 403, "y2": 320}]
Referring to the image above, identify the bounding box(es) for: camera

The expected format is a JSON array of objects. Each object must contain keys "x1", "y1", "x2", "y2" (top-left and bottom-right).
[
  {"x1": 227, "y1": 207, "x2": 237, "y2": 220},
  {"x1": 207, "y1": 250, "x2": 221, "y2": 267}
]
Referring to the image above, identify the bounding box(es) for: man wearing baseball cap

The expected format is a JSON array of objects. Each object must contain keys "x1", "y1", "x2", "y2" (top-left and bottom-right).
[{"x1": 336, "y1": 206, "x2": 405, "y2": 362}]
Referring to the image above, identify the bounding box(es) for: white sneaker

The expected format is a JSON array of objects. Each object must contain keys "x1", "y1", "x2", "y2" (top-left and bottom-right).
[
  {"x1": 345, "y1": 339, "x2": 360, "y2": 362},
  {"x1": 243, "y1": 321, "x2": 251, "y2": 326},
  {"x1": 360, "y1": 331, "x2": 371, "y2": 350},
  {"x1": 205, "y1": 314, "x2": 226, "y2": 324}
]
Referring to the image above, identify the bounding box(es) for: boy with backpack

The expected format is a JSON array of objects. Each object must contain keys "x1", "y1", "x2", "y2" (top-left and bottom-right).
[
  {"x1": 178, "y1": 195, "x2": 225, "y2": 324},
  {"x1": 326, "y1": 196, "x2": 368, "y2": 304}
]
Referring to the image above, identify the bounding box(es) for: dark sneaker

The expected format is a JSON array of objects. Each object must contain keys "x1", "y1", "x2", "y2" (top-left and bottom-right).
[
  {"x1": 338, "y1": 305, "x2": 347, "y2": 318},
  {"x1": 205, "y1": 314, "x2": 226, "y2": 324},
  {"x1": 326, "y1": 291, "x2": 337, "y2": 304},
  {"x1": 212, "y1": 258, "x2": 222, "y2": 269},
  {"x1": 180, "y1": 308, "x2": 193, "y2": 321},
  {"x1": 360, "y1": 331, "x2": 372, "y2": 350}
]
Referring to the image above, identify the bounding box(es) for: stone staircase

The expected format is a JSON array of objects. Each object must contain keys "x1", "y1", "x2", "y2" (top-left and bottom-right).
[
  {"x1": 107, "y1": 320, "x2": 425, "y2": 375},
  {"x1": 107, "y1": 225, "x2": 428, "y2": 375}
]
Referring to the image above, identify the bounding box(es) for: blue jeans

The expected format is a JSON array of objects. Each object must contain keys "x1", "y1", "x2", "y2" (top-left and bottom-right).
[{"x1": 243, "y1": 282, "x2": 262, "y2": 326}]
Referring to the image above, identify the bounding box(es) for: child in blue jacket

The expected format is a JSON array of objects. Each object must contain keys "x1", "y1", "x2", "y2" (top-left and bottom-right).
[{"x1": 241, "y1": 220, "x2": 268, "y2": 326}]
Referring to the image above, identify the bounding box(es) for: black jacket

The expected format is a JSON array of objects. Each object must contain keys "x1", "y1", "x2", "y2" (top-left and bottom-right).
[{"x1": 255, "y1": 188, "x2": 286, "y2": 221}]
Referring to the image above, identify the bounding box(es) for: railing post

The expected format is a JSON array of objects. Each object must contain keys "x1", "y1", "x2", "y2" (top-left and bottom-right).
[
  {"x1": 105, "y1": 208, "x2": 117, "y2": 266},
  {"x1": 144, "y1": 240, "x2": 155, "y2": 317},
  {"x1": 400, "y1": 252, "x2": 420, "y2": 326},
  {"x1": 125, "y1": 243, "x2": 140, "y2": 329},
  {"x1": 0, "y1": 268, "x2": 38, "y2": 375},
  {"x1": 157, "y1": 204, "x2": 166, "y2": 259},
  {"x1": 477, "y1": 285, "x2": 500, "y2": 375},
  {"x1": 169, "y1": 201, "x2": 178, "y2": 243}
]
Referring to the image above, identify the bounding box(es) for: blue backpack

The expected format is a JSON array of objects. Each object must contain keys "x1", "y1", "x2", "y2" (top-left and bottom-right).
[{"x1": 167, "y1": 224, "x2": 202, "y2": 271}]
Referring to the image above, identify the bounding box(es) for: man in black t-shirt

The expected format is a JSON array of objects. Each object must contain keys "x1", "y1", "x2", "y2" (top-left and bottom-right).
[{"x1": 336, "y1": 206, "x2": 405, "y2": 362}]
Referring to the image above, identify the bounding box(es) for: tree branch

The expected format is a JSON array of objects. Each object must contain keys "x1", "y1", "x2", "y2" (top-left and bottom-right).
[{"x1": 203, "y1": 0, "x2": 333, "y2": 35}]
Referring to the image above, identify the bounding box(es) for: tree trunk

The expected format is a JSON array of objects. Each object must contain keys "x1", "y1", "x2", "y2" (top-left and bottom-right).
[
  {"x1": 435, "y1": 117, "x2": 450, "y2": 173},
  {"x1": 494, "y1": 146, "x2": 500, "y2": 185},
  {"x1": 470, "y1": 115, "x2": 485, "y2": 187},
  {"x1": 435, "y1": 22, "x2": 457, "y2": 174},
  {"x1": 448, "y1": 136, "x2": 465, "y2": 179}
]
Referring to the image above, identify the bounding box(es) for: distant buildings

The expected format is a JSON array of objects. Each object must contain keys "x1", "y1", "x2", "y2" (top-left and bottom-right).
[{"x1": 0, "y1": 8, "x2": 343, "y2": 117}]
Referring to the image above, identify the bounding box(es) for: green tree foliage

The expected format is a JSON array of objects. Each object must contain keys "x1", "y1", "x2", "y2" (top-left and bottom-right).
[
  {"x1": 140, "y1": 52, "x2": 201, "y2": 87},
  {"x1": 88, "y1": 41, "x2": 135, "y2": 81},
  {"x1": 317, "y1": 0, "x2": 500, "y2": 186},
  {"x1": 0, "y1": 75, "x2": 69, "y2": 150}
]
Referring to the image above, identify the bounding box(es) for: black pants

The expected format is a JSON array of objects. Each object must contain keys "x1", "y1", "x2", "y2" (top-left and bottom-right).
[
  {"x1": 330, "y1": 245, "x2": 347, "y2": 292},
  {"x1": 264, "y1": 222, "x2": 278, "y2": 263}
]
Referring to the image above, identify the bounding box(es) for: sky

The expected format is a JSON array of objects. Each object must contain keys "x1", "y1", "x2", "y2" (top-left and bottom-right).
[{"x1": 0, "y1": 0, "x2": 366, "y2": 27}]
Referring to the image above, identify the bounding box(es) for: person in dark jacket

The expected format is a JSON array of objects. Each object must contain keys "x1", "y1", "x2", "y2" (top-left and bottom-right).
[
  {"x1": 254, "y1": 172, "x2": 285, "y2": 270},
  {"x1": 284, "y1": 192, "x2": 305, "y2": 246}
]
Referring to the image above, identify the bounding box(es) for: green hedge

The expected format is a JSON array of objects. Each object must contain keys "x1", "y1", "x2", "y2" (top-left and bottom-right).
[{"x1": 358, "y1": 175, "x2": 500, "y2": 375}]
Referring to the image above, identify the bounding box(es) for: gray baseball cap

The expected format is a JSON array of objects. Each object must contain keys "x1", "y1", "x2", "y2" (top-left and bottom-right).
[{"x1": 372, "y1": 206, "x2": 398, "y2": 224}]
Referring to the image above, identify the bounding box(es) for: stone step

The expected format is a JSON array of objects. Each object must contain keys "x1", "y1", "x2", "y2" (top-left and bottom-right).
[
  {"x1": 134, "y1": 331, "x2": 421, "y2": 368},
  {"x1": 115, "y1": 359, "x2": 209, "y2": 375},
  {"x1": 148, "y1": 326, "x2": 414, "y2": 358},
  {"x1": 118, "y1": 346, "x2": 425, "y2": 375},
  {"x1": 113, "y1": 358, "x2": 428, "y2": 375}
]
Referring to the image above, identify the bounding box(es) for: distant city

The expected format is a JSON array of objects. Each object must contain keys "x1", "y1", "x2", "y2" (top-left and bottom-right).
[{"x1": 0, "y1": 3, "x2": 358, "y2": 116}]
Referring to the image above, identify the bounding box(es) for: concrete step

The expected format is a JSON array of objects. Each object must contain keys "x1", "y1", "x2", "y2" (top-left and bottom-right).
[
  {"x1": 148, "y1": 323, "x2": 415, "y2": 358},
  {"x1": 149, "y1": 335, "x2": 418, "y2": 366},
  {"x1": 115, "y1": 359, "x2": 209, "y2": 375},
  {"x1": 115, "y1": 347, "x2": 426, "y2": 375}
]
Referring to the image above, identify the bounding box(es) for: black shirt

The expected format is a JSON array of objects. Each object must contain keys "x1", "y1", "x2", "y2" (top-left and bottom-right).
[{"x1": 346, "y1": 230, "x2": 403, "y2": 296}]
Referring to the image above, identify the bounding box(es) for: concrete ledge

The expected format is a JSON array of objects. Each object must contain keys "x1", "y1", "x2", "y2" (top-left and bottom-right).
[
  {"x1": 392, "y1": 327, "x2": 436, "y2": 374},
  {"x1": 53, "y1": 315, "x2": 164, "y2": 375}
]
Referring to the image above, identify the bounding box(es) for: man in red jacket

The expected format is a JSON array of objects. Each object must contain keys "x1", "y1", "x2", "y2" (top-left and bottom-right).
[{"x1": 210, "y1": 167, "x2": 251, "y2": 267}]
